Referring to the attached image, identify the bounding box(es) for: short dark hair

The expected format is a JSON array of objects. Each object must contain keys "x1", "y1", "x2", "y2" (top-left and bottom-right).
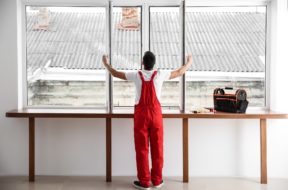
[{"x1": 143, "y1": 51, "x2": 155, "y2": 70}]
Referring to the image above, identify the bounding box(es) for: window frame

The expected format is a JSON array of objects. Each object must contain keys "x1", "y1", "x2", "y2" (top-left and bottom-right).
[
  {"x1": 184, "y1": 5, "x2": 269, "y2": 110},
  {"x1": 110, "y1": 5, "x2": 143, "y2": 109},
  {"x1": 148, "y1": 5, "x2": 183, "y2": 110},
  {"x1": 19, "y1": 0, "x2": 270, "y2": 111},
  {"x1": 22, "y1": 2, "x2": 110, "y2": 109}
]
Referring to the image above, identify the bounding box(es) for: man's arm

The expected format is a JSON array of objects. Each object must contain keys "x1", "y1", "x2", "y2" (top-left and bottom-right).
[
  {"x1": 169, "y1": 55, "x2": 193, "y2": 80},
  {"x1": 102, "y1": 55, "x2": 127, "y2": 80}
]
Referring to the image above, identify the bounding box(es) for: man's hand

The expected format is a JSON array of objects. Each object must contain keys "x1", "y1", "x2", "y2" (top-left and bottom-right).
[
  {"x1": 102, "y1": 54, "x2": 127, "y2": 80},
  {"x1": 186, "y1": 55, "x2": 192, "y2": 65},
  {"x1": 169, "y1": 54, "x2": 193, "y2": 79},
  {"x1": 102, "y1": 55, "x2": 109, "y2": 68}
]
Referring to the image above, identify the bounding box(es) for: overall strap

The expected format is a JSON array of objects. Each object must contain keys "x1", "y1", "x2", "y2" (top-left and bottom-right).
[
  {"x1": 139, "y1": 70, "x2": 157, "y2": 82},
  {"x1": 150, "y1": 71, "x2": 158, "y2": 81},
  {"x1": 138, "y1": 71, "x2": 145, "y2": 82}
]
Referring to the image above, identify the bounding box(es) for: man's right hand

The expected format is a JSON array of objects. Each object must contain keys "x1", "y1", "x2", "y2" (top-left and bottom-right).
[
  {"x1": 102, "y1": 55, "x2": 109, "y2": 67},
  {"x1": 186, "y1": 55, "x2": 193, "y2": 65}
]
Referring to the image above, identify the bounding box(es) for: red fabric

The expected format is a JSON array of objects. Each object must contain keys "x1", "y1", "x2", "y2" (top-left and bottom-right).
[{"x1": 134, "y1": 71, "x2": 163, "y2": 187}]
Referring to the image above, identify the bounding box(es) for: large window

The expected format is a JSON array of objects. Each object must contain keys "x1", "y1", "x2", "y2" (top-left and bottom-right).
[
  {"x1": 24, "y1": 4, "x2": 268, "y2": 109},
  {"x1": 26, "y1": 7, "x2": 107, "y2": 107},
  {"x1": 149, "y1": 7, "x2": 181, "y2": 108},
  {"x1": 185, "y1": 7, "x2": 266, "y2": 108},
  {"x1": 112, "y1": 7, "x2": 142, "y2": 107}
]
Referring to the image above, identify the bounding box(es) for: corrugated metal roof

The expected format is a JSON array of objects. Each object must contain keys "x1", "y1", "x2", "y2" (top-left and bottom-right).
[
  {"x1": 112, "y1": 12, "x2": 141, "y2": 70},
  {"x1": 26, "y1": 11, "x2": 265, "y2": 77},
  {"x1": 27, "y1": 12, "x2": 107, "y2": 76}
]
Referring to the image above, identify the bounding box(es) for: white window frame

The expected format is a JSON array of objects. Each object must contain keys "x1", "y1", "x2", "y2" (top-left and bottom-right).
[
  {"x1": 18, "y1": 0, "x2": 271, "y2": 110},
  {"x1": 148, "y1": 5, "x2": 183, "y2": 110},
  {"x1": 110, "y1": 4, "x2": 143, "y2": 110},
  {"x1": 184, "y1": 1, "x2": 270, "y2": 111},
  {"x1": 19, "y1": 0, "x2": 110, "y2": 109}
]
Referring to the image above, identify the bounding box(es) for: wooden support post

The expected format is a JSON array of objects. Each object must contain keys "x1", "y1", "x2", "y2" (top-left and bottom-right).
[
  {"x1": 183, "y1": 118, "x2": 189, "y2": 183},
  {"x1": 260, "y1": 119, "x2": 267, "y2": 184},
  {"x1": 29, "y1": 117, "x2": 35, "y2": 182},
  {"x1": 106, "y1": 118, "x2": 112, "y2": 182}
]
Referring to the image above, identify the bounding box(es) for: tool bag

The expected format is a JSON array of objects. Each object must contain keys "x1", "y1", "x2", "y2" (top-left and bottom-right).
[{"x1": 213, "y1": 87, "x2": 249, "y2": 113}]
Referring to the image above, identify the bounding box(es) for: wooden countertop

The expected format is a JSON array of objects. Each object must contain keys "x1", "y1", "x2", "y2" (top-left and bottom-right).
[{"x1": 6, "y1": 108, "x2": 288, "y2": 119}]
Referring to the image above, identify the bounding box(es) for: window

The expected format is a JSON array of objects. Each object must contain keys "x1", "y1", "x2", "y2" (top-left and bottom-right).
[
  {"x1": 26, "y1": 6, "x2": 107, "y2": 107},
  {"x1": 112, "y1": 7, "x2": 142, "y2": 107},
  {"x1": 24, "y1": 4, "x2": 268, "y2": 109},
  {"x1": 185, "y1": 7, "x2": 266, "y2": 108},
  {"x1": 149, "y1": 7, "x2": 181, "y2": 108}
]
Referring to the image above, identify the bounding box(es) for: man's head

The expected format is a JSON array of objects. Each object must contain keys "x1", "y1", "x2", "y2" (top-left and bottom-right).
[{"x1": 143, "y1": 51, "x2": 155, "y2": 70}]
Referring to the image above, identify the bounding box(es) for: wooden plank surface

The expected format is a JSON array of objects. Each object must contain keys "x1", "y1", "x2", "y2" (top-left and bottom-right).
[{"x1": 6, "y1": 109, "x2": 288, "y2": 119}]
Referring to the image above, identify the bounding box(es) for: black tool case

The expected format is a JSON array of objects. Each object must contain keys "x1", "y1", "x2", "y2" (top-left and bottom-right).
[{"x1": 213, "y1": 88, "x2": 249, "y2": 113}]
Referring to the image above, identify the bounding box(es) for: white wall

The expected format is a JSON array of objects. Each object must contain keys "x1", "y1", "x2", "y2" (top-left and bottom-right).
[
  {"x1": 0, "y1": 0, "x2": 28, "y2": 175},
  {"x1": 1, "y1": 0, "x2": 288, "y2": 178}
]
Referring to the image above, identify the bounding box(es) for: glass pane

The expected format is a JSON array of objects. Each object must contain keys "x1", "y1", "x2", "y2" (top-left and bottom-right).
[
  {"x1": 26, "y1": 7, "x2": 107, "y2": 107},
  {"x1": 185, "y1": 7, "x2": 266, "y2": 109},
  {"x1": 112, "y1": 7, "x2": 141, "y2": 107},
  {"x1": 150, "y1": 7, "x2": 180, "y2": 108}
]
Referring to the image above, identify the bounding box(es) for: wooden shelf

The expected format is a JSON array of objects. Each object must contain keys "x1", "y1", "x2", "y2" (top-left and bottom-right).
[
  {"x1": 5, "y1": 108, "x2": 288, "y2": 184},
  {"x1": 6, "y1": 108, "x2": 288, "y2": 119}
]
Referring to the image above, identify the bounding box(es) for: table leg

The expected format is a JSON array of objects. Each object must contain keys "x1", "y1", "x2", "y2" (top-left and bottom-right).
[
  {"x1": 183, "y1": 118, "x2": 189, "y2": 183},
  {"x1": 29, "y1": 117, "x2": 35, "y2": 182},
  {"x1": 260, "y1": 119, "x2": 267, "y2": 184},
  {"x1": 106, "y1": 118, "x2": 112, "y2": 182}
]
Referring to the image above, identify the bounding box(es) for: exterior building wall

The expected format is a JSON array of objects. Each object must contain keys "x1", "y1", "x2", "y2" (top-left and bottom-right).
[
  {"x1": 28, "y1": 80, "x2": 265, "y2": 107},
  {"x1": 186, "y1": 80, "x2": 265, "y2": 108},
  {"x1": 28, "y1": 81, "x2": 106, "y2": 106}
]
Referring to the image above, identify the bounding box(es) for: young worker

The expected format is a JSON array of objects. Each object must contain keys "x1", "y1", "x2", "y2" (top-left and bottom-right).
[{"x1": 102, "y1": 51, "x2": 192, "y2": 190}]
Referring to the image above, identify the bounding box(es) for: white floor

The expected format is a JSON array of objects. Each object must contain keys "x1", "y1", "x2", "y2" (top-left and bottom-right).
[{"x1": 1, "y1": 176, "x2": 288, "y2": 190}]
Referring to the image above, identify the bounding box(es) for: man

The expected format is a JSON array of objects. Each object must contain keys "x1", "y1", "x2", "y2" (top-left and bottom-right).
[{"x1": 103, "y1": 51, "x2": 192, "y2": 190}]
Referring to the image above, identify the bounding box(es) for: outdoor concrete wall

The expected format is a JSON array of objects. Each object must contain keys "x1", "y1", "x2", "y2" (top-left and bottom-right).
[
  {"x1": 28, "y1": 80, "x2": 264, "y2": 107},
  {"x1": 1, "y1": 0, "x2": 288, "y2": 178}
]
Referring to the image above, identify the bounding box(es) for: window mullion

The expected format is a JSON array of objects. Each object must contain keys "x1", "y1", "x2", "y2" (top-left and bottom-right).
[
  {"x1": 142, "y1": 3, "x2": 149, "y2": 58},
  {"x1": 180, "y1": 0, "x2": 186, "y2": 112},
  {"x1": 108, "y1": 1, "x2": 113, "y2": 112}
]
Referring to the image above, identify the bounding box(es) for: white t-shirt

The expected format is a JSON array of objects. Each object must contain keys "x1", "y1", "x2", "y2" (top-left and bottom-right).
[{"x1": 125, "y1": 69, "x2": 171, "y2": 105}]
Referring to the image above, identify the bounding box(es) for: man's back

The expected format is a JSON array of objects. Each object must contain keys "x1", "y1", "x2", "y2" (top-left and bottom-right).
[{"x1": 125, "y1": 69, "x2": 171, "y2": 105}]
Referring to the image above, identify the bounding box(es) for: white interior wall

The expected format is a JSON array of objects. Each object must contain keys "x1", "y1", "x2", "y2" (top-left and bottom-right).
[
  {"x1": 1, "y1": 0, "x2": 288, "y2": 178},
  {"x1": 0, "y1": 0, "x2": 28, "y2": 175}
]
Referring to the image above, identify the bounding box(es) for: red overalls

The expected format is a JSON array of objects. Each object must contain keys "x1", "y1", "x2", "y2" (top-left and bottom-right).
[{"x1": 134, "y1": 71, "x2": 163, "y2": 187}]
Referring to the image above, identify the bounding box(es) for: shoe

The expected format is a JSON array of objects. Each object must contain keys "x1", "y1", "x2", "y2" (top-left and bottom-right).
[
  {"x1": 152, "y1": 180, "x2": 164, "y2": 189},
  {"x1": 133, "y1": 181, "x2": 151, "y2": 190}
]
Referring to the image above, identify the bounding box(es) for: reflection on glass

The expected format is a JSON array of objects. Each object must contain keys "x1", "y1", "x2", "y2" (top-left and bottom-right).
[
  {"x1": 150, "y1": 7, "x2": 180, "y2": 108},
  {"x1": 26, "y1": 7, "x2": 107, "y2": 107},
  {"x1": 112, "y1": 7, "x2": 141, "y2": 107},
  {"x1": 185, "y1": 7, "x2": 266, "y2": 109}
]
